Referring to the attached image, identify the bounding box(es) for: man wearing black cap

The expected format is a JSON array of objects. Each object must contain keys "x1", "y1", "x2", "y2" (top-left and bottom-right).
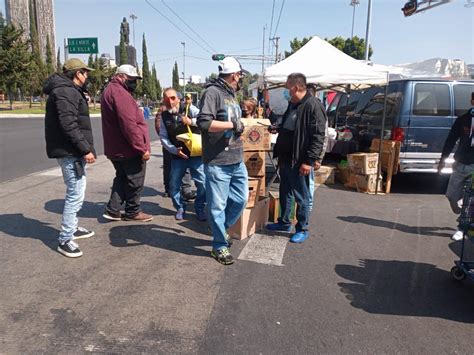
[
  {"x1": 197, "y1": 57, "x2": 248, "y2": 265},
  {"x1": 43, "y1": 58, "x2": 96, "y2": 258}
]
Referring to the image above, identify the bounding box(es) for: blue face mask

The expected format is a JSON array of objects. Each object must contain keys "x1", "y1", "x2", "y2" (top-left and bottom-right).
[{"x1": 283, "y1": 88, "x2": 291, "y2": 101}]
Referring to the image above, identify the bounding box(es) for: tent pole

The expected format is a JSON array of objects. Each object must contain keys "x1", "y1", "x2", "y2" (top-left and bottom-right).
[{"x1": 375, "y1": 72, "x2": 390, "y2": 195}]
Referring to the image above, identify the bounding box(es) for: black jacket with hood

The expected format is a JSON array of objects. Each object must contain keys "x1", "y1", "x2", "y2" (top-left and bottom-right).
[
  {"x1": 274, "y1": 92, "x2": 327, "y2": 167},
  {"x1": 43, "y1": 73, "x2": 95, "y2": 159}
]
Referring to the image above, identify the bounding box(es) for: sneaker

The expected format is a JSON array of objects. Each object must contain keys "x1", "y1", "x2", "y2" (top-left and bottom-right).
[
  {"x1": 211, "y1": 247, "x2": 234, "y2": 265},
  {"x1": 175, "y1": 209, "x2": 185, "y2": 220},
  {"x1": 57, "y1": 240, "x2": 83, "y2": 258},
  {"x1": 73, "y1": 227, "x2": 95, "y2": 240},
  {"x1": 225, "y1": 231, "x2": 233, "y2": 248},
  {"x1": 290, "y1": 231, "x2": 309, "y2": 243},
  {"x1": 183, "y1": 191, "x2": 197, "y2": 201},
  {"x1": 266, "y1": 222, "x2": 293, "y2": 232},
  {"x1": 102, "y1": 210, "x2": 123, "y2": 221},
  {"x1": 451, "y1": 230, "x2": 464, "y2": 241},
  {"x1": 123, "y1": 212, "x2": 153, "y2": 222},
  {"x1": 196, "y1": 210, "x2": 207, "y2": 221}
]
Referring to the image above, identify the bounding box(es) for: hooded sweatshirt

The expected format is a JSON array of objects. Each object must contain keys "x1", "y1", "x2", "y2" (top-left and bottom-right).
[
  {"x1": 197, "y1": 78, "x2": 243, "y2": 165},
  {"x1": 441, "y1": 108, "x2": 474, "y2": 165},
  {"x1": 43, "y1": 73, "x2": 95, "y2": 159}
]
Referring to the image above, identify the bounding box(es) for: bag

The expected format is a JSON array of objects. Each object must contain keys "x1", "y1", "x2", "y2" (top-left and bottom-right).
[{"x1": 176, "y1": 105, "x2": 202, "y2": 157}]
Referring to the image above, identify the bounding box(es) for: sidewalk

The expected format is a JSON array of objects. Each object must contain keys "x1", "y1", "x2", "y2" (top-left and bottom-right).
[{"x1": 0, "y1": 141, "x2": 227, "y2": 353}]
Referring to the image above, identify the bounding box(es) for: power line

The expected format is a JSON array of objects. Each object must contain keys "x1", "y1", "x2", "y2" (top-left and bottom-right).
[
  {"x1": 144, "y1": 0, "x2": 212, "y2": 54},
  {"x1": 272, "y1": 0, "x2": 285, "y2": 38},
  {"x1": 268, "y1": 0, "x2": 276, "y2": 55},
  {"x1": 160, "y1": 0, "x2": 217, "y2": 53}
]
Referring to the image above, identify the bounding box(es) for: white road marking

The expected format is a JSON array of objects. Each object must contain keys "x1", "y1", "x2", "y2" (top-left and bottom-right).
[
  {"x1": 36, "y1": 167, "x2": 63, "y2": 177},
  {"x1": 238, "y1": 233, "x2": 288, "y2": 266}
]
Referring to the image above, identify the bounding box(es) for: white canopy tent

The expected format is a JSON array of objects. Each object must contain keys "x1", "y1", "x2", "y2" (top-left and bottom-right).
[{"x1": 263, "y1": 36, "x2": 388, "y2": 91}]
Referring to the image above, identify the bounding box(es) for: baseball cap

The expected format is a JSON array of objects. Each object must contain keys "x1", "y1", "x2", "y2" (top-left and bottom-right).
[
  {"x1": 116, "y1": 64, "x2": 143, "y2": 79},
  {"x1": 218, "y1": 56, "x2": 247, "y2": 75},
  {"x1": 63, "y1": 58, "x2": 94, "y2": 72}
]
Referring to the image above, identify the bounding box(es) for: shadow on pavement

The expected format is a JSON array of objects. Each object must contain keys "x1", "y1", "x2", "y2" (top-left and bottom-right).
[
  {"x1": 108, "y1": 223, "x2": 211, "y2": 257},
  {"x1": 335, "y1": 259, "x2": 474, "y2": 323},
  {"x1": 0, "y1": 213, "x2": 57, "y2": 250},
  {"x1": 337, "y1": 215, "x2": 454, "y2": 238}
]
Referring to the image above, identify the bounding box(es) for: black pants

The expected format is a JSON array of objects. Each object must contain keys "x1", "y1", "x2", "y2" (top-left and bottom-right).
[
  {"x1": 107, "y1": 157, "x2": 146, "y2": 218},
  {"x1": 162, "y1": 147, "x2": 192, "y2": 195}
]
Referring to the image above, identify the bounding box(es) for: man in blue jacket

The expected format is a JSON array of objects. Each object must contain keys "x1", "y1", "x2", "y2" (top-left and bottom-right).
[
  {"x1": 266, "y1": 73, "x2": 327, "y2": 244},
  {"x1": 44, "y1": 58, "x2": 96, "y2": 258}
]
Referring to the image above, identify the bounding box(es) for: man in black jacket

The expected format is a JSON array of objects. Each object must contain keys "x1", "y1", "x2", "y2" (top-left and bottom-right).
[
  {"x1": 44, "y1": 58, "x2": 96, "y2": 258},
  {"x1": 266, "y1": 73, "x2": 327, "y2": 243},
  {"x1": 438, "y1": 92, "x2": 474, "y2": 241}
]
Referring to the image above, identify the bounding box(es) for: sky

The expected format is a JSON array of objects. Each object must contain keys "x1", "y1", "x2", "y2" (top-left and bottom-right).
[{"x1": 2, "y1": 0, "x2": 473, "y2": 87}]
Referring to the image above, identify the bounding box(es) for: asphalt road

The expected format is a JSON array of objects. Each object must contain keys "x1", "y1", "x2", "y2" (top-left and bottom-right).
[
  {"x1": 0, "y1": 116, "x2": 159, "y2": 182},
  {"x1": 1, "y1": 137, "x2": 472, "y2": 353}
]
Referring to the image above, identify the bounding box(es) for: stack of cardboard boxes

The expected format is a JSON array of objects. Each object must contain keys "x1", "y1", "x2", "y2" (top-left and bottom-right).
[
  {"x1": 228, "y1": 119, "x2": 272, "y2": 239},
  {"x1": 345, "y1": 152, "x2": 382, "y2": 193}
]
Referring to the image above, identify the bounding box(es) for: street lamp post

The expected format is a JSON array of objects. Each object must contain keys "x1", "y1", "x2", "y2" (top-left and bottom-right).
[
  {"x1": 181, "y1": 42, "x2": 186, "y2": 96},
  {"x1": 364, "y1": 0, "x2": 373, "y2": 61},
  {"x1": 129, "y1": 14, "x2": 137, "y2": 48},
  {"x1": 350, "y1": 0, "x2": 360, "y2": 38}
]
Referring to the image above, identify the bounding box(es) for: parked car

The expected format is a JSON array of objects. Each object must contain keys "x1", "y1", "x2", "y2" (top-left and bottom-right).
[{"x1": 329, "y1": 79, "x2": 474, "y2": 174}]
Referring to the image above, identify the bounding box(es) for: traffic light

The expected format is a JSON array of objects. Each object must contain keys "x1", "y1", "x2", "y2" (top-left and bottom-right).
[
  {"x1": 402, "y1": 0, "x2": 417, "y2": 16},
  {"x1": 211, "y1": 54, "x2": 226, "y2": 61}
]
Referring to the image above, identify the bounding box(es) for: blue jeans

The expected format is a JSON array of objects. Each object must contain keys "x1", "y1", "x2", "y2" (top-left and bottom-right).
[
  {"x1": 57, "y1": 157, "x2": 87, "y2": 243},
  {"x1": 205, "y1": 162, "x2": 248, "y2": 250},
  {"x1": 279, "y1": 162, "x2": 312, "y2": 232},
  {"x1": 169, "y1": 157, "x2": 206, "y2": 213}
]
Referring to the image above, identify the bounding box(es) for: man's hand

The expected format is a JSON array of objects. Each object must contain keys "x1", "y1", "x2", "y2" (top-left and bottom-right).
[
  {"x1": 299, "y1": 163, "x2": 312, "y2": 176},
  {"x1": 181, "y1": 115, "x2": 192, "y2": 126},
  {"x1": 313, "y1": 160, "x2": 322, "y2": 171},
  {"x1": 176, "y1": 147, "x2": 189, "y2": 160},
  {"x1": 437, "y1": 161, "x2": 445, "y2": 174},
  {"x1": 232, "y1": 119, "x2": 245, "y2": 135},
  {"x1": 142, "y1": 151, "x2": 151, "y2": 161},
  {"x1": 83, "y1": 152, "x2": 95, "y2": 164},
  {"x1": 268, "y1": 124, "x2": 278, "y2": 134}
]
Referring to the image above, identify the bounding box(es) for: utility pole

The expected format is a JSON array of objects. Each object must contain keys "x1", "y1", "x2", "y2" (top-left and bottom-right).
[
  {"x1": 270, "y1": 36, "x2": 280, "y2": 63},
  {"x1": 262, "y1": 25, "x2": 266, "y2": 72},
  {"x1": 129, "y1": 14, "x2": 137, "y2": 48},
  {"x1": 181, "y1": 41, "x2": 186, "y2": 95},
  {"x1": 350, "y1": 0, "x2": 360, "y2": 38},
  {"x1": 364, "y1": 0, "x2": 372, "y2": 61}
]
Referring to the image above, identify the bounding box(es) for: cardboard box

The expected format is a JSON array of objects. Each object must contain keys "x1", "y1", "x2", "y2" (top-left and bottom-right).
[
  {"x1": 336, "y1": 167, "x2": 351, "y2": 184},
  {"x1": 251, "y1": 175, "x2": 266, "y2": 197},
  {"x1": 244, "y1": 151, "x2": 266, "y2": 176},
  {"x1": 347, "y1": 153, "x2": 379, "y2": 175},
  {"x1": 355, "y1": 173, "x2": 383, "y2": 193},
  {"x1": 229, "y1": 196, "x2": 270, "y2": 240},
  {"x1": 246, "y1": 177, "x2": 261, "y2": 208},
  {"x1": 268, "y1": 191, "x2": 297, "y2": 223},
  {"x1": 241, "y1": 118, "x2": 272, "y2": 151},
  {"x1": 314, "y1": 165, "x2": 335, "y2": 185}
]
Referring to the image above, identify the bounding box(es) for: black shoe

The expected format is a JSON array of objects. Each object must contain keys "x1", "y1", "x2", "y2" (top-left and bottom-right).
[
  {"x1": 183, "y1": 191, "x2": 197, "y2": 201},
  {"x1": 57, "y1": 240, "x2": 83, "y2": 258},
  {"x1": 102, "y1": 210, "x2": 123, "y2": 221},
  {"x1": 73, "y1": 227, "x2": 95, "y2": 240},
  {"x1": 211, "y1": 247, "x2": 234, "y2": 265}
]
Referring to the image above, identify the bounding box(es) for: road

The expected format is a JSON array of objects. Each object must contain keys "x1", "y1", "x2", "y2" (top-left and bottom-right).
[
  {"x1": 0, "y1": 136, "x2": 472, "y2": 353},
  {"x1": 0, "y1": 116, "x2": 159, "y2": 182}
]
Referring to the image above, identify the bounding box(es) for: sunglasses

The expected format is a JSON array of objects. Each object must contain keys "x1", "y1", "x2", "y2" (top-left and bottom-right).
[{"x1": 165, "y1": 96, "x2": 177, "y2": 100}]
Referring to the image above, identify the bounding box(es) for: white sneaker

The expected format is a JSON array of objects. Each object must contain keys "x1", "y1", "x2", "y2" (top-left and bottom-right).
[{"x1": 451, "y1": 230, "x2": 464, "y2": 241}]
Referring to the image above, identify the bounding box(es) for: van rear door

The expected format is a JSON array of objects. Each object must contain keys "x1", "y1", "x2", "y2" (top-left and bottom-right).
[{"x1": 405, "y1": 82, "x2": 454, "y2": 154}]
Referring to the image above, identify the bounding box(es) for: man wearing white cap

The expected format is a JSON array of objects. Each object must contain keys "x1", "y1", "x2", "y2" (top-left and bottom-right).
[
  {"x1": 100, "y1": 64, "x2": 153, "y2": 222},
  {"x1": 197, "y1": 57, "x2": 248, "y2": 265}
]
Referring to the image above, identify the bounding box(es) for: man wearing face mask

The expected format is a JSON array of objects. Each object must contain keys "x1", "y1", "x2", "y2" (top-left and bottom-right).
[
  {"x1": 197, "y1": 56, "x2": 248, "y2": 265},
  {"x1": 100, "y1": 64, "x2": 153, "y2": 222},
  {"x1": 267, "y1": 73, "x2": 327, "y2": 244},
  {"x1": 43, "y1": 58, "x2": 96, "y2": 258}
]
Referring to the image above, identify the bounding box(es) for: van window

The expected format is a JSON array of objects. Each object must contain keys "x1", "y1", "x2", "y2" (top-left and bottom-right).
[
  {"x1": 326, "y1": 92, "x2": 341, "y2": 127},
  {"x1": 413, "y1": 83, "x2": 450, "y2": 116},
  {"x1": 335, "y1": 91, "x2": 362, "y2": 127},
  {"x1": 453, "y1": 84, "x2": 474, "y2": 117}
]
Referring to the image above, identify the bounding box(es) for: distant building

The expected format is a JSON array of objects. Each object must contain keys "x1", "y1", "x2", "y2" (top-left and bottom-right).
[
  {"x1": 114, "y1": 45, "x2": 137, "y2": 67},
  {"x1": 189, "y1": 75, "x2": 202, "y2": 84},
  {"x1": 5, "y1": 0, "x2": 56, "y2": 61},
  {"x1": 100, "y1": 53, "x2": 117, "y2": 69}
]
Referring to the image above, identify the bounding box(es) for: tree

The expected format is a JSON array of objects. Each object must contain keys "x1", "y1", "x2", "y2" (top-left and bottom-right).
[
  {"x1": 0, "y1": 23, "x2": 31, "y2": 109},
  {"x1": 119, "y1": 34, "x2": 128, "y2": 65},
  {"x1": 151, "y1": 64, "x2": 162, "y2": 101},
  {"x1": 205, "y1": 73, "x2": 218, "y2": 83},
  {"x1": 56, "y1": 47, "x2": 62, "y2": 72},
  {"x1": 87, "y1": 55, "x2": 104, "y2": 108},
  {"x1": 284, "y1": 35, "x2": 373, "y2": 60},
  {"x1": 172, "y1": 61, "x2": 180, "y2": 90},
  {"x1": 28, "y1": 0, "x2": 47, "y2": 103},
  {"x1": 141, "y1": 34, "x2": 153, "y2": 102},
  {"x1": 45, "y1": 35, "x2": 54, "y2": 75}
]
